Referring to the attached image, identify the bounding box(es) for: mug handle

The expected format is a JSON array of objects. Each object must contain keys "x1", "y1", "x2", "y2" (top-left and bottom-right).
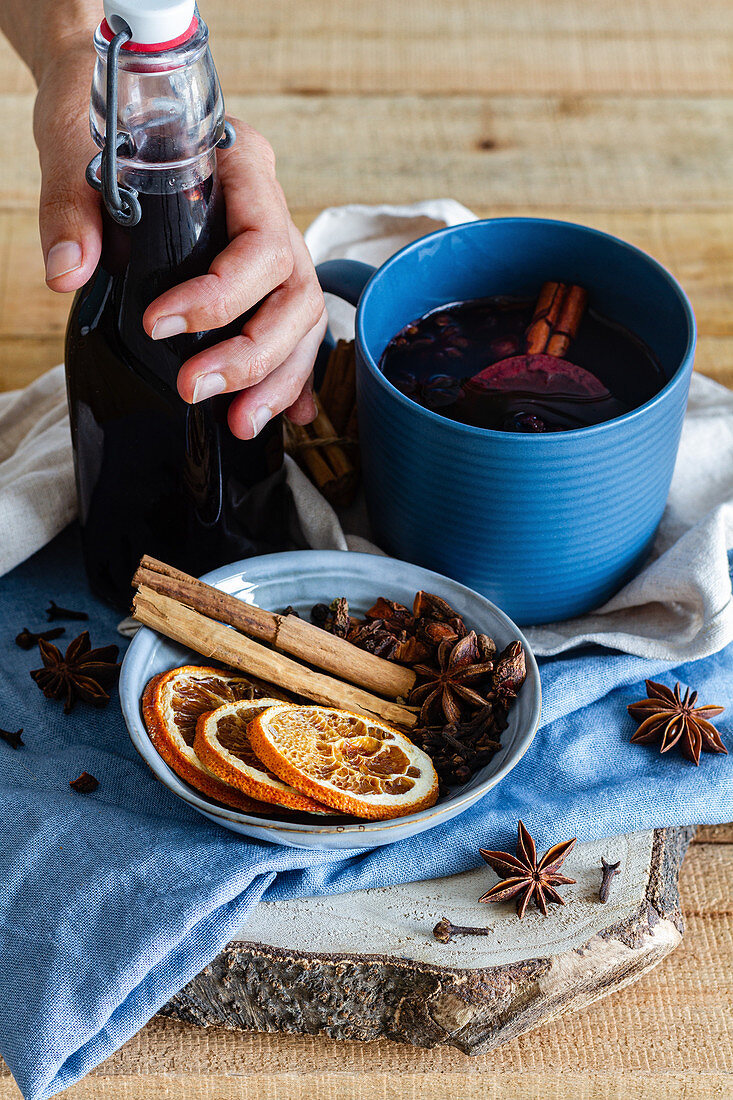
[
  {"x1": 316, "y1": 259, "x2": 376, "y2": 306},
  {"x1": 313, "y1": 260, "x2": 376, "y2": 380}
]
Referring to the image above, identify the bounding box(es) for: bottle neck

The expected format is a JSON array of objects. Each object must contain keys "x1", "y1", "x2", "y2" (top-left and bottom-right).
[
  {"x1": 101, "y1": 167, "x2": 227, "y2": 283},
  {"x1": 116, "y1": 149, "x2": 218, "y2": 196},
  {"x1": 90, "y1": 12, "x2": 225, "y2": 196},
  {"x1": 98, "y1": 168, "x2": 229, "y2": 376}
]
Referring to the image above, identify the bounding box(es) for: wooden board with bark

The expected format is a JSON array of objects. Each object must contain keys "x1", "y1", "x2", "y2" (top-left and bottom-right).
[{"x1": 161, "y1": 826, "x2": 693, "y2": 1053}]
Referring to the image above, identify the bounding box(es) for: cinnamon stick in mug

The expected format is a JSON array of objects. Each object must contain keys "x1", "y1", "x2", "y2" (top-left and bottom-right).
[{"x1": 526, "y1": 281, "x2": 587, "y2": 356}]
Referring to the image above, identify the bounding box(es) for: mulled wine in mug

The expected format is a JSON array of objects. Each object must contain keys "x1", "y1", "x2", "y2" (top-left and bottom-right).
[{"x1": 317, "y1": 218, "x2": 695, "y2": 625}]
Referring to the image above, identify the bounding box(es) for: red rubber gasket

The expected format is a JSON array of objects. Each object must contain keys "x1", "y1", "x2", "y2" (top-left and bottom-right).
[{"x1": 99, "y1": 15, "x2": 198, "y2": 53}]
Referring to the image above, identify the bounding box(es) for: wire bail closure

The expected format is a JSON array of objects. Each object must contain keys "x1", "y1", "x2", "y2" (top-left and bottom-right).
[
  {"x1": 86, "y1": 22, "x2": 142, "y2": 227},
  {"x1": 217, "y1": 120, "x2": 236, "y2": 149},
  {"x1": 85, "y1": 25, "x2": 236, "y2": 227}
]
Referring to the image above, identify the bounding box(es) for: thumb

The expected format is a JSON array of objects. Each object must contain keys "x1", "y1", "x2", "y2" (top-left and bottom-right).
[{"x1": 34, "y1": 52, "x2": 102, "y2": 293}]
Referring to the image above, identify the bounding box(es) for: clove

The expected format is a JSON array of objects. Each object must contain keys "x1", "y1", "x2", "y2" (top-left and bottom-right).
[
  {"x1": 0, "y1": 727, "x2": 24, "y2": 750},
  {"x1": 15, "y1": 626, "x2": 66, "y2": 650},
  {"x1": 310, "y1": 602, "x2": 330, "y2": 627},
  {"x1": 599, "y1": 857, "x2": 621, "y2": 903},
  {"x1": 433, "y1": 917, "x2": 492, "y2": 943},
  {"x1": 46, "y1": 601, "x2": 89, "y2": 623}
]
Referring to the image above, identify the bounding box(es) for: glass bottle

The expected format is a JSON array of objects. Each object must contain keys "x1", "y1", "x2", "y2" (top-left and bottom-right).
[{"x1": 65, "y1": 1, "x2": 292, "y2": 609}]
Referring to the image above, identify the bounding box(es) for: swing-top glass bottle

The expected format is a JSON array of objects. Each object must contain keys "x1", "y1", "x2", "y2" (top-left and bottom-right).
[{"x1": 65, "y1": 0, "x2": 292, "y2": 609}]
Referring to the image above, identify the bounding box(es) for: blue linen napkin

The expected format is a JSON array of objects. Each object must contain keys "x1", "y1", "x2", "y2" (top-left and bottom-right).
[{"x1": 1, "y1": 525, "x2": 731, "y2": 1100}]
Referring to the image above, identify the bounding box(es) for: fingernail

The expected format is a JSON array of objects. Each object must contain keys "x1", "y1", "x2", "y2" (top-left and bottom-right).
[
  {"x1": 151, "y1": 315, "x2": 187, "y2": 340},
  {"x1": 46, "y1": 241, "x2": 82, "y2": 281},
  {"x1": 192, "y1": 372, "x2": 226, "y2": 404},
  {"x1": 249, "y1": 405, "x2": 274, "y2": 436}
]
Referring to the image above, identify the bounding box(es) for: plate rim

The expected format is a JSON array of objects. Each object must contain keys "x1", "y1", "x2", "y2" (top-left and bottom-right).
[{"x1": 120, "y1": 549, "x2": 542, "y2": 837}]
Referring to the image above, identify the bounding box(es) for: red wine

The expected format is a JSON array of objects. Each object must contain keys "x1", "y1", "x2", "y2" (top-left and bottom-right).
[
  {"x1": 380, "y1": 295, "x2": 665, "y2": 432},
  {"x1": 65, "y1": 176, "x2": 292, "y2": 608}
]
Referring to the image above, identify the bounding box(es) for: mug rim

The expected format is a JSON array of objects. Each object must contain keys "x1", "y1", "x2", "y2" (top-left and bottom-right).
[{"x1": 354, "y1": 216, "x2": 697, "y2": 441}]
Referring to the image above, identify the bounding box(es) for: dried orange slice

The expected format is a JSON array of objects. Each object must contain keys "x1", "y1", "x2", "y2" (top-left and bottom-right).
[
  {"x1": 194, "y1": 700, "x2": 333, "y2": 814},
  {"x1": 142, "y1": 666, "x2": 271, "y2": 814},
  {"x1": 247, "y1": 705, "x2": 439, "y2": 820}
]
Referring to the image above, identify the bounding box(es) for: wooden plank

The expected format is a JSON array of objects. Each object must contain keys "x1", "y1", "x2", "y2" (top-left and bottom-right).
[
  {"x1": 694, "y1": 339, "x2": 733, "y2": 388},
  {"x1": 0, "y1": 1071, "x2": 729, "y2": 1099},
  {"x1": 696, "y1": 823, "x2": 733, "y2": 844},
  {"x1": 681, "y1": 841, "x2": 733, "y2": 916},
  {"x1": 2, "y1": 94, "x2": 733, "y2": 213},
  {"x1": 1, "y1": 0, "x2": 730, "y2": 96},
  {"x1": 0, "y1": 338, "x2": 65, "y2": 392},
  {"x1": 0, "y1": 41, "x2": 33, "y2": 95},
  {"x1": 209, "y1": 5, "x2": 733, "y2": 96},
  {"x1": 232, "y1": 95, "x2": 733, "y2": 211}
]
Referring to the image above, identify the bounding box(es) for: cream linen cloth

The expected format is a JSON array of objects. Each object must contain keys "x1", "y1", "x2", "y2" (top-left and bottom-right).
[{"x1": 1, "y1": 200, "x2": 732, "y2": 662}]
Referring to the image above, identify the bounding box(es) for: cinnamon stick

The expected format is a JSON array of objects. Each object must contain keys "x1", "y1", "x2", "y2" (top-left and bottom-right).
[
  {"x1": 319, "y1": 339, "x2": 357, "y2": 435},
  {"x1": 313, "y1": 397, "x2": 354, "y2": 485},
  {"x1": 283, "y1": 417, "x2": 333, "y2": 490},
  {"x1": 526, "y1": 281, "x2": 587, "y2": 356},
  {"x1": 345, "y1": 400, "x2": 359, "y2": 446},
  {"x1": 284, "y1": 395, "x2": 358, "y2": 508},
  {"x1": 133, "y1": 586, "x2": 417, "y2": 729},
  {"x1": 546, "y1": 284, "x2": 588, "y2": 357},
  {"x1": 133, "y1": 556, "x2": 416, "y2": 700},
  {"x1": 526, "y1": 281, "x2": 567, "y2": 355}
]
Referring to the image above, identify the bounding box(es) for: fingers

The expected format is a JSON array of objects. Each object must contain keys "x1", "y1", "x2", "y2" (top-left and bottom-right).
[
  {"x1": 143, "y1": 122, "x2": 294, "y2": 338},
  {"x1": 34, "y1": 49, "x2": 102, "y2": 292},
  {"x1": 155, "y1": 116, "x2": 328, "y2": 439},
  {"x1": 226, "y1": 313, "x2": 327, "y2": 439},
  {"x1": 285, "y1": 376, "x2": 318, "y2": 425},
  {"x1": 176, "y1": 222, "x2": 325, "y2": 403}
]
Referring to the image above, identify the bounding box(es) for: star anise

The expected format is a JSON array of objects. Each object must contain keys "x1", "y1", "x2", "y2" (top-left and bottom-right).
[
  {"x1": 413, "y1": 591, "x2": 467, "y2": 634},
  {"x1": 0, "y1": 727, "x2": 24, "y2": 749},
  {"x1": 346, "y1": 619, "x2": 400, "y2": 659},
  {"x1": 478, "y1": 820, "x2": 577, "y2": 919},
  {"x1": 416, "y1": 619, "x2": 461, "y2": 649},
  {"x1": 492, "y1": 641, "x2": 527, "y2": 699},
  {"x1": 364, "y1": 597, "x2": 415, "y2": 632},
  {"x1": 627, "y1": 680, "x2": 726, "y2": 765},
  {"x1": 30, "y1": 631, "x2": 120, "y2": 714},
  {"x1": 409, "y1": 631, "x2": 494, "y2": 724}
]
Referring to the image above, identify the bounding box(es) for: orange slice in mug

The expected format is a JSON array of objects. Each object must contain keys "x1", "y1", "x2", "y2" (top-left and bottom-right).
[
  {"x1": 194, "y1": 700, "x2": 333, "y2": 814},
  {"x1": 142, "y1": 666, "x2": 271, "y2": 813},
  {"x1": 247, "y1": 705, "x2": 439, "y2": 820}
]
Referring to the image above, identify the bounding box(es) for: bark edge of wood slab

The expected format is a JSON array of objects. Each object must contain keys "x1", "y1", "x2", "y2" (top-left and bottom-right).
[{"x1": 160, "y1": 826, "x2": 693, "y2": 1054}]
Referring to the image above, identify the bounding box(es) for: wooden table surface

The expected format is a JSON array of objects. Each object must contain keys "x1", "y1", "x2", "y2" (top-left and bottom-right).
[{"x1": 1, "y1": 0, "x2": 731, "y2": 1095}]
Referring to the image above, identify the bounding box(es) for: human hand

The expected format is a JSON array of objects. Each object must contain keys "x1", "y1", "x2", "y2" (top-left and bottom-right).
[
  {"x1": 34, "y1": 59, "x2": 323, "y2": 438},
  {"x1": 142, "y1": 122, "x2": 326, "y2": 440}
]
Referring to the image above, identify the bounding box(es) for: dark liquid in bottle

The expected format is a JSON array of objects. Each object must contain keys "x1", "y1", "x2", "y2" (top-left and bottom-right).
[
  {"x1": 380, "y1": 296, "x2": 666, "y2": 432},
  {"x1": 65, "y1": 175, "x2": 292, "y2": 608}
]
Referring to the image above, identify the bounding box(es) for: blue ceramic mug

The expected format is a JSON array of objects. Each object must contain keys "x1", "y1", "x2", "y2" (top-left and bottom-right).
[{"x1": 317, "y1": 218, "x2": 695, "y2": 625}]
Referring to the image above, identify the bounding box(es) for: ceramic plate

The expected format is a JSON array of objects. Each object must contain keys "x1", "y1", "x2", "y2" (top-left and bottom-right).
[{"x1": 120, "y1": 551, "x2": 541, "y2": 849}]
